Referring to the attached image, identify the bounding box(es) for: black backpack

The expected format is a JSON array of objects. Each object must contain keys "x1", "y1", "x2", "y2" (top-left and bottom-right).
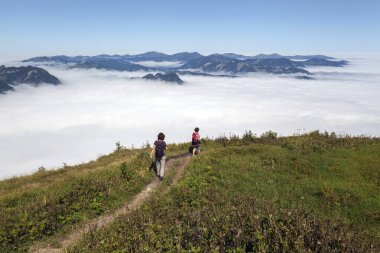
[{"x1": 155, "y1": 143, "x2": 164, "y2": 158}]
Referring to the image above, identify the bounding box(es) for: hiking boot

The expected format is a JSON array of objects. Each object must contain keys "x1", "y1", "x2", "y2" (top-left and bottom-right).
[{"x1": 159, "y1": 176, "x2": 163, "y2": 181}]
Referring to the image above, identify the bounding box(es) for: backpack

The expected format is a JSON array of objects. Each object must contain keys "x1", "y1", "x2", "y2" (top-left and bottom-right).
[{"x1": 155, "y1": 143, "x2": 164, "y2": 158}]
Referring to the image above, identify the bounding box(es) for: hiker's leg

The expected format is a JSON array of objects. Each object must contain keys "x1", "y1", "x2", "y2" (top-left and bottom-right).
[
  {"x1": 192, "y1": 146, "x2": 196, "y2": 156},
  {"x1": 155, "y1": 158, "x2": 161, "y2": 177},
  {"x1": 160, "y1": 156, "x2": 166, "y2": 177}
]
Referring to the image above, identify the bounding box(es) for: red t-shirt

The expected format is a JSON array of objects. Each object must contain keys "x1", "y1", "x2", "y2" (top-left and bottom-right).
[
  {"x1": 192, "y1": 132, "x2": 200, "y2": 141},
  {"x1": 192, "y1": 132, "x2": 200, "y2": 146}
]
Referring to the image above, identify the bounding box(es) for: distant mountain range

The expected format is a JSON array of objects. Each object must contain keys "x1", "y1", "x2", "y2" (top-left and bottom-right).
[
  {"x1": 216, "y1": 53, "x2": 335, "y2": 61},
  {"x1": 23, "y1": 52, "x2": 348, "y2": 76},
  {"x1": 24, "y1": 52, "x2": 202, "y2": 64},
  {"x1": 74, "y1": 59, "x2": 150, "y2": 72},
  {"x1": 0, "y1": 52, "x2": 348, "y2": 95},
  {"x1": 0, "y1": 65, "x2": 61, "y2": 93},
  {"x1": 180, "y1": 55, "x2": 347, "y2": 74},
  {"x1": 24, "y1": 51, "x2": 336, "y2": 63}
]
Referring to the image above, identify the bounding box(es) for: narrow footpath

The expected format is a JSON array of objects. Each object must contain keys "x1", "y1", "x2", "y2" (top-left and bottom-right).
[{"x1": 30, "y1": 154, "x2": 191, "y2": 253}]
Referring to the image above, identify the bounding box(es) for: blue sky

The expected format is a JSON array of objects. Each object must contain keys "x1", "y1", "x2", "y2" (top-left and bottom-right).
[{"x1": 1, "y1": 0, "x2": 379, "y2": 57}]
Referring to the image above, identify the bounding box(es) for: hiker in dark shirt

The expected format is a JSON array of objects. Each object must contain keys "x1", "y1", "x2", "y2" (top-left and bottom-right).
[{"x1": 150, "y1": 132, "x2": 167, "y2": 181}]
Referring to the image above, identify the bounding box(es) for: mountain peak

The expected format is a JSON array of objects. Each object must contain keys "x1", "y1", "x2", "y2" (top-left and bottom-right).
[
  {"x1": 143, "y1": 72, "x2": 183, "y2": 84},
  {"x1": 0, "y1": 65, "x2": 61, "y2": 93}
]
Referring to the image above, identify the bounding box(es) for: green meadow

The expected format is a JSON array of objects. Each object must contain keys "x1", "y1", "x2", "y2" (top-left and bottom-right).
[{"x1": 1, "y1": 131, "x2": 379, "y2": 252}]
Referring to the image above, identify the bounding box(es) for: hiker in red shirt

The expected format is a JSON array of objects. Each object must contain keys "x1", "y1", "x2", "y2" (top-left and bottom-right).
[{"x1": 192, "y1": 127, "x2": 201, "y2": 156}]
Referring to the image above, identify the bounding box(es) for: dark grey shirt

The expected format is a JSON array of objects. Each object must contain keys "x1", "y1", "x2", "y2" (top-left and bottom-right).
[{"x1": 154, "y1": 140, "x2": 167, "y2": 156}]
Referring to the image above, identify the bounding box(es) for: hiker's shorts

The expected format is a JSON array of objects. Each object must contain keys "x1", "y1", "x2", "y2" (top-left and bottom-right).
[{"x1": 155, "y1": 156, "x2": 166, "y2": 177}]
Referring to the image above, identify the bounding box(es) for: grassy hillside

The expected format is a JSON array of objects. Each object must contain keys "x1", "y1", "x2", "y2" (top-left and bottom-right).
[
  {"x1": 0, "y1": 150, "x2": 145, "y2": 251},
  {"x1": 0, "y1": 141, "x2": 190, "y2": 252},
  {"x1": 69, "y1": 131, "x2": 380, "y2": 252},
  {"x1": 1, "y1": 132, "x2": 379, "y2": 252}
]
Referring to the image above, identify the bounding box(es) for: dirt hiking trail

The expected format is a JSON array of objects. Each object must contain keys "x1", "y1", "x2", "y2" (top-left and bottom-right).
[{"x1": 30, "y1": 153, "x2": 191, "y2": 253}]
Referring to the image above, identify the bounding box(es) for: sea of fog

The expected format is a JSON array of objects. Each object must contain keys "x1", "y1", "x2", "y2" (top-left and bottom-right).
[{"x1": 0, "y1": 55, "x2": 380, "y2": 178}]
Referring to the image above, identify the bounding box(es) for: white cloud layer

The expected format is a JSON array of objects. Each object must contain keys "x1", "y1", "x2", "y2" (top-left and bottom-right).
[{"x1": 0, "y1": 56, "x2": 380, "y2": 179}]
